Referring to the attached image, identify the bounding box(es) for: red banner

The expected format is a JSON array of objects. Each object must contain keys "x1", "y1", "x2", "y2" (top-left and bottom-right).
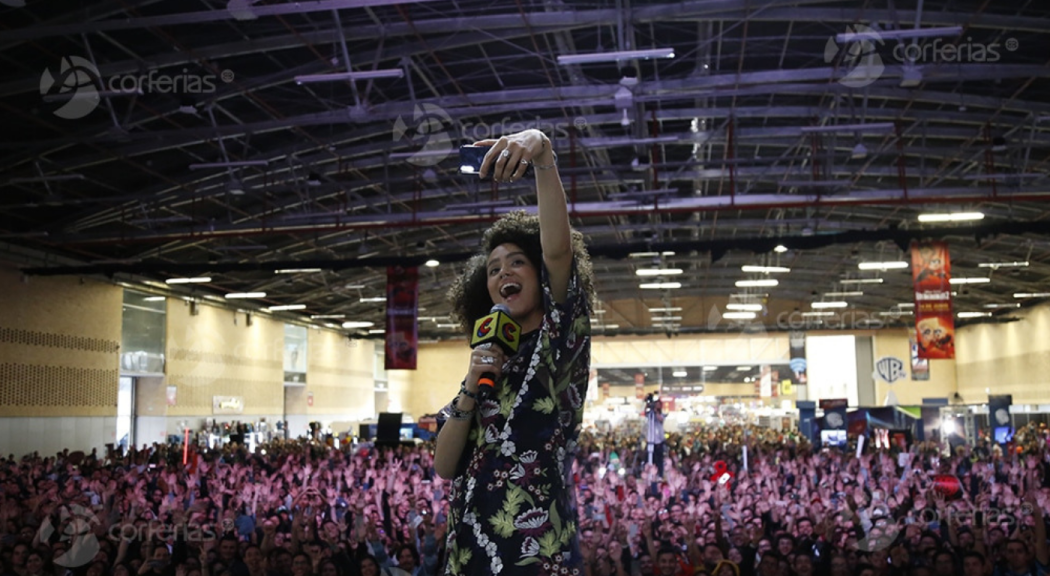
[
  {"x1": 385, "y1": 266, "x2": 419, "y2": 370},
  {"x1": 911, "y1": 241, "x2": 955, "y2": 359}
]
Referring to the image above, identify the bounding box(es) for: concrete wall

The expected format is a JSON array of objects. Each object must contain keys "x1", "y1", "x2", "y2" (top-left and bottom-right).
[
  {"x1": 303, "y1": 330, "x2": 376, "y2": 431},
  {"x1": 0, "y1": 266, "x2": 122, "y2": 455},
  {"x1": 956, "y1": 303, "x2": 1050, "y2": 405}
]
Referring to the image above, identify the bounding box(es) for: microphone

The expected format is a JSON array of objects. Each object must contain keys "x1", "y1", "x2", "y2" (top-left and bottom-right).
[{"x1": 469, "y1": 304, "x2": 521, "y2": 399}]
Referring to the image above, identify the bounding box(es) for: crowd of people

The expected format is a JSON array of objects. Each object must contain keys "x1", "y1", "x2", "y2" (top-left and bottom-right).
[{"x1": 0, "y1": 421, "x2": 1047, "y2": 576}]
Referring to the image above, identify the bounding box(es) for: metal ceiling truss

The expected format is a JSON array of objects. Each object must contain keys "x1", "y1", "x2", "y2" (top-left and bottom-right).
[{"x1": 2, "y1": 0, "x2": 1048, "y2": 336}]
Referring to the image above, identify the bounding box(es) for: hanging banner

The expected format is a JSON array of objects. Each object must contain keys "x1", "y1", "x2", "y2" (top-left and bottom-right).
[
  {"x1": 911, "y1": 241, "x2": 955, "y2": 359},
  {"x1": 634, "y1": 373, "x2": 645, "y2": 400},
  {"x1": 909, "y1": 328, "x2": 930, "y2": 380},
  {"x1": 789, "y1": 331, "x2": 808, "y2": 385},
  {"x1": 384, "y1": 266, "x2": 419, "y2": 370}
]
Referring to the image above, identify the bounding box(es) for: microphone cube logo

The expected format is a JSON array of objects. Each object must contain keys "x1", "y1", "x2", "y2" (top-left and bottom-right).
[
  {"x1": 40, "y1": 56, "x2": 102, "y2": 120},
  {"x1": 825, "y1": 25, "x2": 885, "y2": 88}
]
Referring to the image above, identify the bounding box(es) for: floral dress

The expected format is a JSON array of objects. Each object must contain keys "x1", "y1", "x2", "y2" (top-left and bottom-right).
[{"x1": 439, "y1": 259, "x2": 591, "y2": 576}]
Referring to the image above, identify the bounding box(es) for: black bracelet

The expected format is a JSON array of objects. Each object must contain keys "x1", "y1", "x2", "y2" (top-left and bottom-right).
[{"x1": 458, "y1": 383, "x2": 479, "y2": 401}]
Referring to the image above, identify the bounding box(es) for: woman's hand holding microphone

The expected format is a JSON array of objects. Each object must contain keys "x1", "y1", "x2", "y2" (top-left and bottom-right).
[{"x1": 460, "y1": 345, "x2": 507, "y2": 409}]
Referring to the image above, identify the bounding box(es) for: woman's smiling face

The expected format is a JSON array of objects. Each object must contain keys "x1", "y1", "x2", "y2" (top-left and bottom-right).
[{"x1": 486, "y1": 243, "x2": 543, "y2": 332}]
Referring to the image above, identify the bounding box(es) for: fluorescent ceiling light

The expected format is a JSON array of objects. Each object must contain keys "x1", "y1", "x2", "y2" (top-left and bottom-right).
[
  {"x1": 225, "y1": 292, "x2": 266, "y2": 299},
  {"x1": 735, "y1": 279, "x2": 778, "y2": 288},
  {"x1": 648, "y1": 307, "x2": 683, "y2": 312},
  {"x1": 1014, "y1": 292, "x2": 1050, "y2": 298},
  {"x1": 557, "y1": 48, "x2": 675, "y2": 65},
  {"x1": 342, "y1": 321, "x2": 375, "y2": 329},
  {"x1": 367, "y1": 329, "x2": 385, "y2": 334},
  {"x1": 275, "y1": 268, "x2": 322, "y2": 274},
  {"x1": 949, "y1": 277, "x2": 990, "y2": 285},
  {"x1": 840, "y1": 278, "x2": 884, "y2": 285},
  {"x1": 166, "y1": 277, "x2": 211, "y2": 284},
  {"x1": 724, "y1": 312, "x2": 757, "y2": 320},
  {"x1": 957, "y1": 311, "x2": 991, "y2": 319},
  {"x1": 773, "y1": 245, "x2": 788, "y2": 253},
  {"x1": 918, "y1": 212, "x2": 984, "y2": 222},
  {"x1": 629, "y1": 251, "x2": 675, "y2": 258},
  {"x1": 295, "y1": 69, "x2": 404, "y2": 83},
  {"x1": 983, "y1": 303, "x2": 1020, "y2": 309},
  {"x1": 673, "y1": 370, "x2": 688, "y2": 378},
  {"x1": 978, "y1": 261, "x2": 1028, "y2": 269},
  {"x1": 8, "y1": 174, "x2": 86, "y2": 184},
  {"x1": 703, "y1": 366, "x2": 718, "y2": 371},
  {"x1": 802, "y1": 311, "x2": 835, "y2": 317},
  {"x1": 858, "y1": 261, "x2": 908, "y2": 270},
  {"x1": 640, "y1": 282, "x2": 682, "y2": 289},
  {"x1": 310, "y1": 314, "x2": 346, "y2": 319},
  {"x1": 877, "y1": 311, "x2": 914, "y2": 316},
  {"x1": 143, "y1": 296, "x2": 166, "y2": 302},
  {"x1": 425, "y1": 259, "x2": 440, "y2": 267},
  {"x1": 897, "y1": 303, "x2": 916, "y2": 308},
  {"x1": 189, "y1": 161, "x2": 268, "y2": 170},
  {"x1": 268, "y1": 304, "x2": 306, "y2": 311},
  {"x1": 741, "y1": 265, "x2": 790, "y2": 273},
  {"x1": 636, "y1": 268, "x2": 683, "y2": 276},
  {"x1": 730, "y1": 293, "x2": 768, "y2": 299},
  {"x1": 836, "y1": 26, "x2": 963, "y2": 43},
  {"x1": 595, "y1": 324, "x2": 620, "y2": 329},
  {"x1": 800, "y1": 122, "x2": 894, "y2": 134},
  {"x1": 726, "y1": 303, "x2": 762, "y2": 312},
  {"x1": 360, "y1": 297, "x2": 386, "y2": 302},
  {"x1": 735, "y1": 366, "x2": 752, "y2": 371},
  {"x1": 812, "y1": 301, "x2": 848, "y2": 309},
  {"x1": 824, "y1": 291, "x2": 864, "y2": 297},
  {"x1": 652, "y1": 316, "x2": 682, "y2": 321}
]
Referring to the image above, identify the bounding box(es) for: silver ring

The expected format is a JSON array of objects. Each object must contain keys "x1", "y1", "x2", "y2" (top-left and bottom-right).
[
  {"x1": 480, "y1": 356, "x2": 495, "y2": 365},
  {"x1": 519, "y1": 160, "x2": 530, "y2": 165},
  {"x1": 499, "y1": 149, "x2": 510, "y2": 159}
]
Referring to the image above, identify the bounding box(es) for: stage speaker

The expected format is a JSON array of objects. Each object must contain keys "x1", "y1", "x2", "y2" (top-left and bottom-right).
[{"x1": 375, "y1": 412, "x2": 403, "y2": 446}]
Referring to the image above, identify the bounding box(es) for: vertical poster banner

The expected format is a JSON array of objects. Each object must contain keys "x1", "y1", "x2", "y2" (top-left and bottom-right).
[
  {"x1": 789, "y1": 331, "x2": 808, "y2": 384},
  {"x1": 911, "y1": 241, "x2": 955, "y2": 359},
  {"x1": 634, "y1": 373, "x2": 645, "y2": 400},
  {"x1": 819, "y1": 398, "x2": 849, "y2": 447},
  {"x1": 759, "y1": 365, "x2": 773, "y2": 398},
  {"x1": 909, "y1": 328, "x2": 930, "y2": 380},
  {"x1": 384, "y1": 266, "x2": 418, "y2": 370},
  {"x1": 988, "y1": 394, "x2": 1014, "y2": 443}
]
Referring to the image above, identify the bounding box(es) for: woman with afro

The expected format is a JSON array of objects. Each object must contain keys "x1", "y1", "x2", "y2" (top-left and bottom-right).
[{"x1": 434, "y1": 129, "x2": 595, "y2": 576}]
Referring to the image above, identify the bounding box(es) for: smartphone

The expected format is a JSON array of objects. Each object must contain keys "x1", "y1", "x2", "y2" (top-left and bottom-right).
[{"x1": 459, "y1": 145, "x2": 492, "y2": 179}]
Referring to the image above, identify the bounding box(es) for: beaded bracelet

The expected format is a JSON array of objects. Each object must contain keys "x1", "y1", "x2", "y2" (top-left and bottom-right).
[
  {"x1": 448, "y1": 404, "x2": 474, "y2": 420},
  {"x1": 458, "y1": 382, "x2": 479, "y2": 401}
]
